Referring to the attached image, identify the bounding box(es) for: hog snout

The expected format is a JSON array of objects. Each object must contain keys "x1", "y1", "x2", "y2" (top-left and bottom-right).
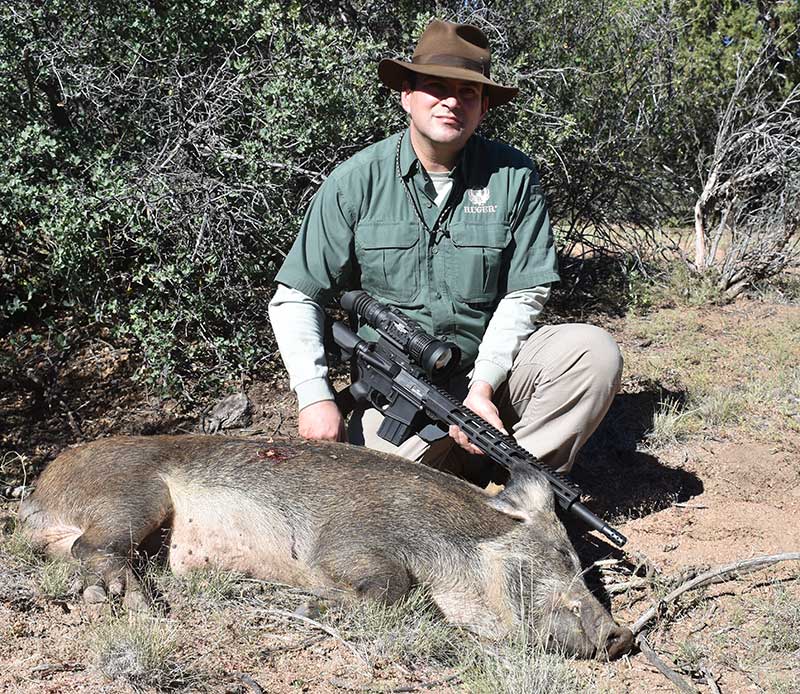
[
  {"x1": 544, "y1": 594, "x2": 634, "y2": 660},
  {"x1": 602, "y1": 623, "x2": 634, "y2": 660}
]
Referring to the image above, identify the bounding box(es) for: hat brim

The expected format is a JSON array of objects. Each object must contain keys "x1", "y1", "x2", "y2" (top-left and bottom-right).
[{"x1": 378, "y1": 59, "x2": 518, "y2": 108}]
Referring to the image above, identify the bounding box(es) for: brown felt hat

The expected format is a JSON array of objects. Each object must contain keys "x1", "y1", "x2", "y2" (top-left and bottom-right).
[{"x1": 378, "y1": 20, "x2": 518, "y2": 108}]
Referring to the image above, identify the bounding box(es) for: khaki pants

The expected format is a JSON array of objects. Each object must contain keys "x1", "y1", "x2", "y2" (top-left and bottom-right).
[{"x1": 347, "y1": 323, "x2": 622, "y2": 484}]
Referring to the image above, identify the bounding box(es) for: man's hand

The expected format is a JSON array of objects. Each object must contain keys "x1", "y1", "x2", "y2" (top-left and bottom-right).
[
  {"x1": 298, "y1": 400, "x2": 346, "y2": 442},
  {"x1": 449, "y1": 381, "x2": 508, "y2": 455}
]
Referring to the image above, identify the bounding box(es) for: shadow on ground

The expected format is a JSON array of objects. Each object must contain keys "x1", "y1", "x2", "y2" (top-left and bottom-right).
[{"x1": 573, "y1": 386, "x2": 704, "y2": 522}]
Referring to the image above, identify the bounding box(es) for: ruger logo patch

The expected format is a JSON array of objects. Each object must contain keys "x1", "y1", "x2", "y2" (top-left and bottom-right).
[{"x1": 464, "y1": 187, "x2": 497, "y2": 214}]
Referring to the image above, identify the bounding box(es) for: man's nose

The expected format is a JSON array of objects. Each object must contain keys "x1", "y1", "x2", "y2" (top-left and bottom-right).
[{"x1": 440, "y1": 92, "x2": 460, "y2": 109}]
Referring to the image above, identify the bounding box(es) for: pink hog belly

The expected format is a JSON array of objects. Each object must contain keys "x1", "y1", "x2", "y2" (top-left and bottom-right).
[{"x1": 164, "y1": 477, "x2": 317, "y2": 588}]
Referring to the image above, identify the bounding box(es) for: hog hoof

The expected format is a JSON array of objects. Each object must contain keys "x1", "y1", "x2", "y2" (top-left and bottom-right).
[
  {"x1": 123, "y1": 588, "x2": 151, "y2": 614},
  {"x1": 69, "y1": 577, "x2": 85, "y2": 596},
  {"x1": 83, "y1": 585, "x2": 107, "y2": 604},
  {"x1": 294, "y1": 599, "x2": 323, "y2": 620},
  {"x1": 107, "y1": 578, "x2": 125, "y2": 596}
]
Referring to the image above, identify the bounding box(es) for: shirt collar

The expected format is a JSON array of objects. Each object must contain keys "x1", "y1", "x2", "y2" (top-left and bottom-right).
[
  {"x1": 399, "y1": 128, "x2": 419, "y2": 180},
  {"x1": 398, "y1": 128, "x2": 478, "y2": 183},
  {"x1": 456, "y1": 134, "x2": 477, "y2": 187}
]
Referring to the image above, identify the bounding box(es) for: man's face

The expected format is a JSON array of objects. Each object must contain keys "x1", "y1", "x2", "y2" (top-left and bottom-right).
[{"x1": 401, "y1": 74, "x2": 489, "y2": 154}]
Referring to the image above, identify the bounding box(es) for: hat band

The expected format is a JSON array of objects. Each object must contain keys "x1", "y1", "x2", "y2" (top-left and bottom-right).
[{"x1": 412, "y1": 53, "x2": 490, "y2": 78}]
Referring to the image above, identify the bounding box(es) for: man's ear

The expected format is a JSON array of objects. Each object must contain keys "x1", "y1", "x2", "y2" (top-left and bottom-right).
[
  {"x1": 479, "y1": 94, "x2": 489, "y2": 122},
  {"x1": 400, "y1": 80, "x2": 413, "y2": 116}
]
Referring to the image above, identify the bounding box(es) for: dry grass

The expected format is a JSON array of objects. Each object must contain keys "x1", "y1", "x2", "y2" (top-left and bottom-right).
[
  {"x1": 90, "y1": 614, "x2": 188, "y2": 690},
  {"x1": 325, "y1": 588, "x2": 462, "y2": 670},
  {"x1": 754, "y1": 585, "x2": 800, "y2": 656},
  {"x1": 2, "y1": 522, "x2": 40, "y2": 568},
  {"x1": 625, "y1": 299, "x2": 800, "y2": 449},
  {"x1": 36, "y1": 558, "x2": 75, "y2": 600},
  {"x1": 461, "y1": 630, "x2": 590, "y2": 694},
  {"x1": 644, "y1": 398, "x2": 701, "y2": 449},
  {"x1": 166, "y1": 567, "x2": 245, "y2": 602},
  {"x1": 1, "y1": 450, "x2": 31, "y2": 494}
]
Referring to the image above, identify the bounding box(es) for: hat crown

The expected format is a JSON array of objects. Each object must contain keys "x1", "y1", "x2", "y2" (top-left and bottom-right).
[{"x1": 412, "y1": 20, "x2": 491, "y2": 78}]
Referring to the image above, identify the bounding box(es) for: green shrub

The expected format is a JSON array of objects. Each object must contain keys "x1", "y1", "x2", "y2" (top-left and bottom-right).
[{"x1": 2, "y1": 0, "x2": 797, "y2": 398}]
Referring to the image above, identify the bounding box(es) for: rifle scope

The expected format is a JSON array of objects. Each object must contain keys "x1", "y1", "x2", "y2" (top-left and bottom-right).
[{"x1": 341, "y1": 290, "x2": 460, "y2": 379}]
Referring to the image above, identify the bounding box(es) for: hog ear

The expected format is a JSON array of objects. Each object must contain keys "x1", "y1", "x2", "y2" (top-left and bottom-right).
[
  {"x1": 486, "y1": 465, "x2": 554, "y2": 523},
  {"x1": 486, "y1": 495, "x2": 533, "y2": 523}
]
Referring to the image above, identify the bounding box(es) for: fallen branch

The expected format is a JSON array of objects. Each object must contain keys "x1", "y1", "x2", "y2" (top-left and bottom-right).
[
  {"x1": 605, "y1": 578, "x2": 651, "y2": 594},
  {"x1": 636, "y1": 635, "x2": 698, "y2": 694},
  {"x1": 633, "y1": 552, "x2": 800, "y2": 634},
  {"x1": 700, "y1": 663, "x2": 722, "y2": 694}
]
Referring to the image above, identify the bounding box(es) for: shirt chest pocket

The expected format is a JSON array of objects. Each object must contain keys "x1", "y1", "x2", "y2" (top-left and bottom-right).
[
  {"x1": 355, "y1": 221, "x2": 422, "y2": 304},
  {"x1": 447, "y1": 222, "x2": 511, "y2": 303}
]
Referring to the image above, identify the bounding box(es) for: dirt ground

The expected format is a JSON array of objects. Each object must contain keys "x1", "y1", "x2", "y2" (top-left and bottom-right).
[{"x1": 1, "y1": 296, "x2": 799, "y2": 693}]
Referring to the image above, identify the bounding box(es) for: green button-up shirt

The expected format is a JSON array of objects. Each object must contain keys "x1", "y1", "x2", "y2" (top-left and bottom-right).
[{"x1": 275, "y1": 129, "x2": 559, "y2": 372}]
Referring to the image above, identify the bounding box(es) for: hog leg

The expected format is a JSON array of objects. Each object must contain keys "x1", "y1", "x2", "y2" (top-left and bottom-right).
[
  {"x1": 69, "y1": 487, "x2": 173, "y2": 609},
  {"x1": 310, "y1": 547, "x2": 414, "y2": 605}
]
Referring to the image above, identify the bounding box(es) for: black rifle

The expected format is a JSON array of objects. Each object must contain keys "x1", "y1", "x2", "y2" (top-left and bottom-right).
[{"x1": 332, "y1": 290, "x2": 627, "y2": 548}]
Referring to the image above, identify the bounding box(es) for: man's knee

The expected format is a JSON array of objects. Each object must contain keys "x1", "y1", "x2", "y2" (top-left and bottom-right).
[
  {"x1": 572, "y1": 324, "x2": 623, "y2": 390},
  {"x1": 505, "y1": 323, "x2": 622, "y2": 408}
]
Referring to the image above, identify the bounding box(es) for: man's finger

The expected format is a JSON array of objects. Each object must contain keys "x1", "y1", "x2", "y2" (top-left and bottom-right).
[{"x1": 449, "y1": 424, "x2": 485, "y2": 455}]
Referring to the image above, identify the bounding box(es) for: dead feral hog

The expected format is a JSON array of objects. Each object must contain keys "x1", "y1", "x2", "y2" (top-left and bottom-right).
[{"x1": 20, "y1": 435, "x2": 633, "y2": 659}]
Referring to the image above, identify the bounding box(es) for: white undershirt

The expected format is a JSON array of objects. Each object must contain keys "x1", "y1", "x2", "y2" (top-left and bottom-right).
[{"x1": 428, "y1": 170, "x2": 453, "y2": 207}]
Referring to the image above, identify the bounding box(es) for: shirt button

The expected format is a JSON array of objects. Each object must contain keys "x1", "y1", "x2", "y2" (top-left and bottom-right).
[
  {"x1": 431, "y1": 247, "x2": 438, "y2": 255},
  {"x1": 426, "y1": 202, "x2": 433, "y2": 208},
  {"x1": 435, "y1": 291, "x2": 442, "y2": 299}
]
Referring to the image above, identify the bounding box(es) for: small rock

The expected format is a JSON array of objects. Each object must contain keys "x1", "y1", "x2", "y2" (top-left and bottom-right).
[{"x1": 201, "y1": 392, "x2": 253, "y2": 433}]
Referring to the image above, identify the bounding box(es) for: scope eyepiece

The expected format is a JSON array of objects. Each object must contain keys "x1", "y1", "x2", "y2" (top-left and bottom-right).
[{"x1": 341, "y1": 290, "x2": 461, "y2": 379}]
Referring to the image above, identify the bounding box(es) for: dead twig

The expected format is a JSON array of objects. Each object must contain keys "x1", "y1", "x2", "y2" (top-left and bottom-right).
[
  {"x1": 266, "y1": 608, "x2": 370, "y2": 669},
  {"x1": 605, "y1": 577, "x2": 651, "y2": 594},
  {"x1": 240, "y1": 673, "x2": 265, "y2": 694},
  {"x1": 329, "y1": 677, "x2": 372, "y2": 691},
  {"x1": 261, "y1": 634, "x2": 326, "y2": 656},
  {"x1": 700, "y1": 663, "x2": 722, "y2": 694},
  {"x1": 636, "y1": 635, "x2": 699, "y2": 693},
  {"x1": 388, "y1": 673, "x2": 464, "y2": 693},
  {"x1": 329, "y1": 672, "x2": 463, "y2": 693},
  {"x1": 31, "y1": 662, "x2": 85, "y2": 677},
  {"x1": 632, "y1": 552, "x2": 800, "y2": 635}
]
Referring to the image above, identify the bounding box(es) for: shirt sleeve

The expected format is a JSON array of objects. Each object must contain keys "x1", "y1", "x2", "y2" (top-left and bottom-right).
[
  {"x1": 470, "y1": 285, "x2": 551, "y2": 390},
  {"x1": 506, "y1": 168, "x2": 560, "y2": 292},
  {"x1": 274, "y1": 174, "x2": 356, "y2": 306},
  {"x1": 267, "y1": 283, "x2": 335, "y2": 409}
]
